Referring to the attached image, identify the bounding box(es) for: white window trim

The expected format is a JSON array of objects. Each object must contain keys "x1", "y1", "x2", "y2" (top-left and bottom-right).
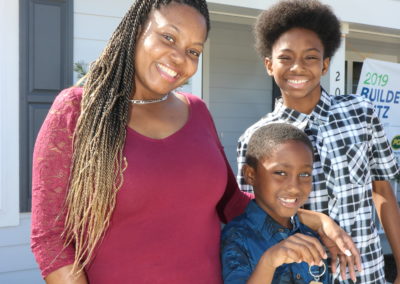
[{"x1": 0, "y1": 0, "x2": 20, "y2": 227}]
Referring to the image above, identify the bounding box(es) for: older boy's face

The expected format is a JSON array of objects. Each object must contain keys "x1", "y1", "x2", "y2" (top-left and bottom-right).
[
  {"x1": 245, "y1": 140, "x2": 313, "y2": 228},
  {"x1": 264, "y1": 28, "x2": 330, "y2": 114}
]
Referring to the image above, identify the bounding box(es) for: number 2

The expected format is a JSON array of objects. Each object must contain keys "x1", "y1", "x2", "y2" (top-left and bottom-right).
[{"x1": 335, "y1": 71, "x2": 340, "y2": 82}]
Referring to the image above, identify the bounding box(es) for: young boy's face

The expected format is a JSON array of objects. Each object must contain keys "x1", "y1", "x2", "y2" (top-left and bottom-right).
[
  {"x1": 244, "y1": 140, "x2": 313, "y2": 228},
  {"x1": 264, "y1": 28, "x2": 330, "y2": 113}
]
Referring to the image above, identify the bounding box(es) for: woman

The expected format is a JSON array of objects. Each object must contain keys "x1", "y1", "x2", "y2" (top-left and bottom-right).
[{"x1": 31, "y1": 0, "x2": 360, "y2": 283}]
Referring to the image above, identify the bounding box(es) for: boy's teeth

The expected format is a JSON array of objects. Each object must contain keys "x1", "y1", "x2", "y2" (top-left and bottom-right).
[
  {"x1": 288, "y1": 79, "x2": 307, "y2": 84},
  {"x1": 280, "y1": 197, "x2": 296, "y2": 203},
  {"x1": 158, "y1": 64, "x2": 177, "y2": 77}
]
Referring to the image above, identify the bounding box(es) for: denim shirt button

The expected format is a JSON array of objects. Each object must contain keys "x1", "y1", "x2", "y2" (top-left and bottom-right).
[
  {"x1": 296, "y1": 273, "x2": 301, "y2": 280},
  {"x1": 278, "y1": 228, "x2": 284, "y2": 233}
]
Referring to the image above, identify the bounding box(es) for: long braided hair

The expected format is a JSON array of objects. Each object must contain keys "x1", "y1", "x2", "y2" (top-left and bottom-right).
[{"x1": 63, "y1": 0, "x2": 210, "y2": 273}]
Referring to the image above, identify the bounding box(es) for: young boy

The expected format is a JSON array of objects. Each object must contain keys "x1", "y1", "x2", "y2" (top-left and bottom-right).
[
  {"x1": 222, "y1": 123, "x2": 329, "y2": 283},
  {"x1": 236, "y1": 0, "x2": 400, "y2": 283}
]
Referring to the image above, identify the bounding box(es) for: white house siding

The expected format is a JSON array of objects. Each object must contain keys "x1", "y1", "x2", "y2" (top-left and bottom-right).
[
  {"x1": 0, "y1": 215, "x2": 43, "y2": 284},
  {"x1": 207, "y1": 21, "x2": 272, "y2": 173},
  {"x1": 73, "y1": 0, "x2": 130, "y2": 83}
]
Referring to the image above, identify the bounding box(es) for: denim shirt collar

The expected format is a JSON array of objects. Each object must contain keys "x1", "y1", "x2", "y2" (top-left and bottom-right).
[{"x1": 246, "y1": 200, "x2": 301, "y2": 237}]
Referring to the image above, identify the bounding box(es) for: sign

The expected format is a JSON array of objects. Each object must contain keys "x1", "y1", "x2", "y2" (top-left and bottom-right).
[{"x1": 356, "y1": 58, "x2": 400, "y2": 168}]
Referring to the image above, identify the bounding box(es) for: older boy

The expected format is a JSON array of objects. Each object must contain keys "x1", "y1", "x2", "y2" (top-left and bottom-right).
[{"x1": 236, "y1": 0, "x2": 400, "y2": 283}]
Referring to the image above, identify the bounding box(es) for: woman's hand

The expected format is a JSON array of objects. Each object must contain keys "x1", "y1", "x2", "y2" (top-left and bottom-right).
[
  {"x1": 316, "y1": 216, "x2": 362, "y2": 282},
  {"x1": 297, "y1": 209, "x2": 362, "y2": 282}
]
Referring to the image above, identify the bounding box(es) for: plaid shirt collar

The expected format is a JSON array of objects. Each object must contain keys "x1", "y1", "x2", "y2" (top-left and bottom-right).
[{"x1": 272, "y1": 88, "x2": 331, "y2": 127}]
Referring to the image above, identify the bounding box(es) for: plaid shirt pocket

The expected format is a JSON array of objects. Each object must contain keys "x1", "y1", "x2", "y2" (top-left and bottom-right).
[{"x1": 346, "y1": 142, "x2": 371, "y2": 185}]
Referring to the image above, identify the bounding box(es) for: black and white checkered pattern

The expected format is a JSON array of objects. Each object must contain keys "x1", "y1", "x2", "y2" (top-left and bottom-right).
[{"x1": 237, "y1": 90, "x2": 399, "y2": 283}]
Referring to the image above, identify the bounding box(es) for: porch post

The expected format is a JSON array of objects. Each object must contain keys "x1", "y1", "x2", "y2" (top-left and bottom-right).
[{"x1": 329, "y1": 23, "x2": 349, "y2": 96}]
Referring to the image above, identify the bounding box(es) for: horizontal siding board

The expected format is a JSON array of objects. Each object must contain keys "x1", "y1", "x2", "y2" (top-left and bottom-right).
[
  {"x1": 213, "y1": 118, "x2": 265, "y2": 145},
  {"x1": 74, "y1": 13, "x2": 120, "y2": 41},
  {"x1": 211, "y1": 44, "x2": 260, "y2": 61},
  {"x1": 0, "y1": 214, "x2": 31, "y2": 247},
  {"x1": 209, "y1": 88, "x2": 271, "y2": 104},
  {"x1": 74, "y1": 38, "x2": 107, "y2": 63},
  {"x1": 0, "y1": 244, "x2": 38, "y2": 273},
  {"x1": 209, "y1": 102, "x2": 269, "y2": 118},
  {"x1": 74, "y1": 0, "x2": 130, "y2": 17},
  {"x1": 209, "y1": 72, "x2": 269, "y2": 90},
  {"x1": 209, "y1": 23, "x2": 254, "y2": 46},
  {"x1": 214, "y1": 117, "x2": 260, "y2": 133},
  {"x1": 0, "y1": 269, "x2": 43, "y2": 284},
  {"x1": 210, "y1": 58, "x2": 266, "y2": 76},
  {"x1": 0, "y1": 215, "x2": 41, "y2": 281},
  {"x1": 219, "y1": 131, "x2": 243, "y2": 148}
]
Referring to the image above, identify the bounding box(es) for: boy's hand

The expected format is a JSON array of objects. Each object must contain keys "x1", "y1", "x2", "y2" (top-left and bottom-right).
[
  {"x1": 248, "y1": 233, "x2": 326, "y2": 284},
  {"x1": 262, "y1": 233, "x2": 327, "y2": 268}
]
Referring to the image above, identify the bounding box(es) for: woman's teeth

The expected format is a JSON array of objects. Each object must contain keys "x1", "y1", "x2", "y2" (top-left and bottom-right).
[{"x1": 158, "y1": 64, "x2": 177, "y2": 77}]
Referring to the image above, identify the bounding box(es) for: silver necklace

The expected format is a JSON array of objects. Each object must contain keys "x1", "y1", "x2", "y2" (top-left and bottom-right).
[{"x1": 129, "y1": 93, "x2": 169, "y2": 105}]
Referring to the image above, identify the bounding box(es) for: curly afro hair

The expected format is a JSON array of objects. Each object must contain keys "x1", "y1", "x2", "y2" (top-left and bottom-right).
[{"x1": 254, "y1": 0, "x2": 341, "y2": 59}]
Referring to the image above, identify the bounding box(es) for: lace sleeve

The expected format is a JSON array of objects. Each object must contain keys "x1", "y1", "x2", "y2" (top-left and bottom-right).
[{"x1": 31, "y1": 87, "x2": 82, "y2": 278}]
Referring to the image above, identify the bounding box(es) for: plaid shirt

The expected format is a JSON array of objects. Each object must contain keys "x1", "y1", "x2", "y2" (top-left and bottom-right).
[{"x1": 237, "y1": 90, "x2": 399, "y2": 283}]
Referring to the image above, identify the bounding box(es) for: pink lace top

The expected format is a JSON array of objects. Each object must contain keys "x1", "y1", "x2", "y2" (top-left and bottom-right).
[{"x1": 31, "y1": 87, "x2": 251, "y2": 283}]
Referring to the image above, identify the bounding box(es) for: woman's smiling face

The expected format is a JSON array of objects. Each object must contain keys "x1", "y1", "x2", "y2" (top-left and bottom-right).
[{"x1": 133, "y1": 2, "x2": 207, "y2": 100}]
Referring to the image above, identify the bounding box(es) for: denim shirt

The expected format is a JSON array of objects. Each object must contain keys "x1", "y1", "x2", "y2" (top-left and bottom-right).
[{"x1": 221, "y1": 200, "x2": 330, "y2": 284}]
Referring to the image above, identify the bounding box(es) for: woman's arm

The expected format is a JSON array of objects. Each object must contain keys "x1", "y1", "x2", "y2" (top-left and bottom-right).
[
  {"x1": 297, "y1": 209, "x2": 361, "y2": 282},
  {"x1": 45, "y1": 265, "x2": 88, "y2": 284},
  {"x1": 31, "y1": 88, "x2": 82, "y2": 278},
  {"x1": 216, "y1": 156, "x2": 252, "y2": 223}
]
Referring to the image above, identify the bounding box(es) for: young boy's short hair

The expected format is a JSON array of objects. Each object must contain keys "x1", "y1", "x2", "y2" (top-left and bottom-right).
[
  {"x1": 245, "y1": 123, "x2": 313, "y2": 169},
  {"x1": 254, "y1": 0, "x2": 341, "y2": 58}
]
